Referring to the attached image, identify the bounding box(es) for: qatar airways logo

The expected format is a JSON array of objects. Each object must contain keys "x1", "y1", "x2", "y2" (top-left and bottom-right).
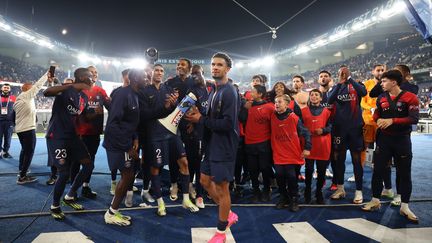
[
  {"x1": 67, "y1": 104, "x2": 83, "y2": 115},
  {"x1": 88, "y1": 101, "x2": 100, "y2": 108},
  {"x1": 337, "y1": 93, "x2": 357, "y2": 102}
]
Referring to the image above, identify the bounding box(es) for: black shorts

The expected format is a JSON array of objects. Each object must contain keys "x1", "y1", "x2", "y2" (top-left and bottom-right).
[
  {"x1": 201, "y1": 158, "x2": 235, "y2": 183},
  {"x1": 332, "y1": 125, "x2": 364, "y2": 152},
  {"x1": 46, "y1": 137, "x2": 90, "y2": 172}
]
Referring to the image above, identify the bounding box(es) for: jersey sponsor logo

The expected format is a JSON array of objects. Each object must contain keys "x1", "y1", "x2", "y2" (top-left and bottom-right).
[
  {"x1": 320, "y1": 103, "x2": 332, "y2": 108},
  {"x1": 337, "y1": 93, "x2": 357, "y2": 102},
  {"x1": 67, "y1": 104, "x2": 83, "y2": 115},
  {"x1": 88, "y1": 101, "x2": 100, "y2": 108}
]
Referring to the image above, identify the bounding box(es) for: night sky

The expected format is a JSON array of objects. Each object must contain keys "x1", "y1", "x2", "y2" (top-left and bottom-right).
[{"x1": 0, "y1": 0, "x2": 386, "y2": 59}]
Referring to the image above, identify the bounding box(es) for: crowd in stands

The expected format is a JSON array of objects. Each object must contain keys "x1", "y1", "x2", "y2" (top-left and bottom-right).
[
  {"x1": 282, "y1": 35, "x2": 432, "y2": 84},
  {"x1": 0, "y1": 55, "x2": 61, "y2": 109}
]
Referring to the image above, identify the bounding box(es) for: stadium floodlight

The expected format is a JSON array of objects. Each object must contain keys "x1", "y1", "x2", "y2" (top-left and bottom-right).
[
  {"x1": 248, "y1": 60, "x2": 262, "y2": 68},
  {"x1": 0, "y1": 22, "x2": 11, "y2": 31},
  {"x1": 126, "y1": 58, "x2": 148, "y2": 68},
  {"x1": 78, "y1": 52, "x2": 91, "y2": 62},
  {"x1": 112, "y1": 59, "x2": 121, "y2": 67},
  {"x1": 392, "y1": 1, "x2": 407, "y2": 14},
  {"x1": 330, "y1": 29, "x2": 350, "y2": 41},
  {"x1": 92, "y1": 57, "x2": 102, "y2": 64},
  {"x1": 36, "y1": 39, "x2": 54, "y2": 49},
  {"x1": 236, "y1": 62, "x2": 244, "y2": 68},
  {"x1": 380, "y1": 9, "x2": 393, "y2": 19},
  {"x1": 295, "y1": 45, "x2": 311, "y2": 55},
  {"x1": 380, "y1": 1, "x2": 405, "y2": 19},
  {"x1": 310, "y1": 39, "x2": 328, "y2": 49},
  {"x1": 263, "y1": 56, "x2": 275, "y2": 66}
]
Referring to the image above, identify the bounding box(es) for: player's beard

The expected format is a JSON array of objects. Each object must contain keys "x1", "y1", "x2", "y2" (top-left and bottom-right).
[{"x1": 212, "y1": 76, "x2": 223, "y2": 84}]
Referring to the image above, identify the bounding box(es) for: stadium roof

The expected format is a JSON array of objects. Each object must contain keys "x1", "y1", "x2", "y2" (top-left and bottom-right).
[{"x1": 0, "y1": 0, "x2": 423, "y2": 82}]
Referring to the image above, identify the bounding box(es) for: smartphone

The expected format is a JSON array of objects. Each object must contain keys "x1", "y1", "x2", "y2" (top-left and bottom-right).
[{"x1": 49, "y1": 66, "x2": 56, "y2": 77}]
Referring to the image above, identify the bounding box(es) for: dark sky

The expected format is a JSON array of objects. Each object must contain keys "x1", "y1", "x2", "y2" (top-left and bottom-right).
[{"x1": 0, "y1": 0, "x2": 386, "y2": 59}]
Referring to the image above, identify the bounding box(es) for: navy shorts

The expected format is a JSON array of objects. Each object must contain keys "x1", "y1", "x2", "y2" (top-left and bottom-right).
[
  {"x1": 201, "y1": 158, "x2": 235, "y2": 183},
  {"x1": 146, "y1": 140, "x2": 169, "y2": 168},
  {"x1": 169, "y1": 135, "x2": 187, "y2": 160},
  {"x1": 332, "y1": 125, "x2": 364, "y2": 152},
  {"x1": 46, "y1": 137, "x2": 90, "y2": 172},
  {"x1": 106, "y1": 150, "x2": 135, "y2": 172},
  {"x1": 146, "y1": 136, "x2": 186, "y2": 168}
]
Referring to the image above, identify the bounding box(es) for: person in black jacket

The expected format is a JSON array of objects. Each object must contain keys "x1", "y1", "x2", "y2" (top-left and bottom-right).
[{"x1": 186, "y1": 52, "x2": 239, "y2": 243}]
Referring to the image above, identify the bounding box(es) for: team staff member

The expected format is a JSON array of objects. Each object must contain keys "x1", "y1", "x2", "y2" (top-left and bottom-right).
[
  {"x1": 362, "y1": 69, "x2": 419, "y2": 223},
  {"x1": 103, "y1": 69, "x2": 145, "y2": 226},
  {"x1": 0, "y1": 83, "x2": 15, "y2": 159},
  {"x1": 43, "y1": 68, "x2": 92, "y2": 220},
  {"x1": 14, "y1": 71, "x2": 52, "y2": 184},
  {"x1": 302, "y1": 89, "x2": 332, "y2": 204},
  {"x1": 327, "y1": 66, "x2": 367, "y2": 204},
  {"x1": 186, "y1": 52, "x2": 239, "y2": 243}
]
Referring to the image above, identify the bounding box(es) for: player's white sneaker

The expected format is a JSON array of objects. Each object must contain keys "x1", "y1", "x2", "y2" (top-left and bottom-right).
[
  {"x1": 104, "y1": 210, "x2": 131, "y2": 226},
  {"x1": 183, "y1": 198, "x2": 199, "y2": 213}
]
